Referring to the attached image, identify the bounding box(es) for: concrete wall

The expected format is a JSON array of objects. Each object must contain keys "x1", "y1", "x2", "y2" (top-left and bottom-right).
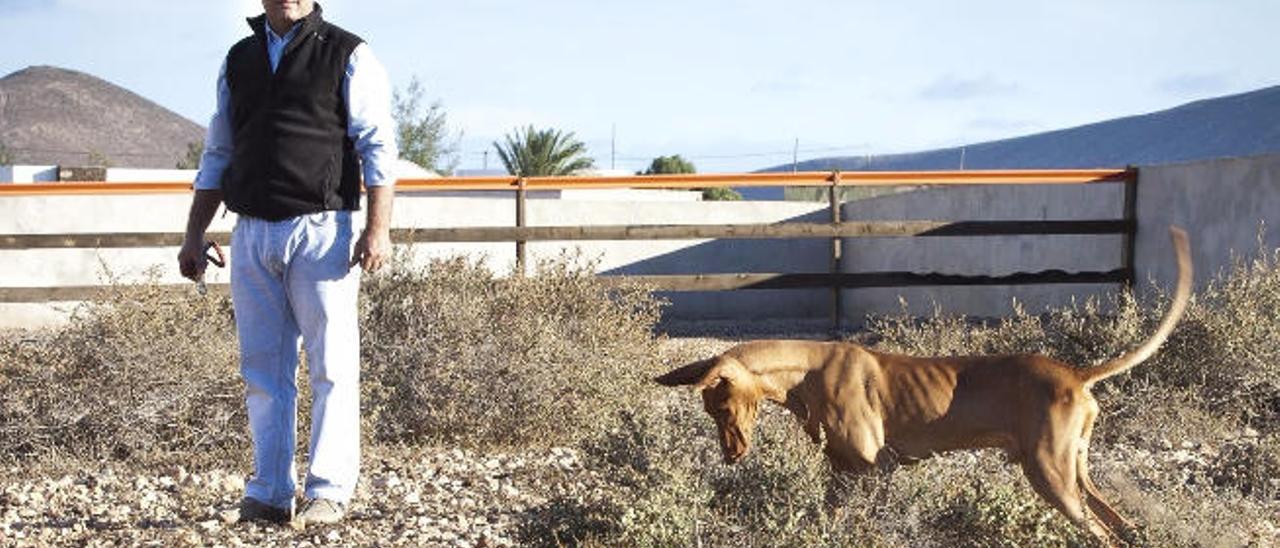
[
  {"x1": 0, "y1": 165, "x2": 58, "y2": 183},
  {"x1": 526, "y1": 199, "x2": 830, "y2": 320},
  {"x1": 1132, "y1": 154, "x2": 1280, "y2": 290},
  {"x1": 3, "y1": 153, "x2": 1279, "y2": 329},
  {"x1": 839, "y1": 183, "x2": 1126, "y2": 322},
  {"x1": 106, "y1": 168, "x2": 197, "y2": 182},
  {"x1": 834, "y1": 153, "x2": 1280, "y2": 324},
  {"x1": 1, "y1": 165, "x2": 194, "y2": 183}
]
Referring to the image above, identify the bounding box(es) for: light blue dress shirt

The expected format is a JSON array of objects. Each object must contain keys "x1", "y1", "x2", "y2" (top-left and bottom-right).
[{"x1": 193, "y1": 20, "x2": 398, "y2": 191}]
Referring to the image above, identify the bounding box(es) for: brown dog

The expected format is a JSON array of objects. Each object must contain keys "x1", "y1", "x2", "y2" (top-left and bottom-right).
[{"x1": 656, "y1": 226, "x2": 1192, "y2": 545}]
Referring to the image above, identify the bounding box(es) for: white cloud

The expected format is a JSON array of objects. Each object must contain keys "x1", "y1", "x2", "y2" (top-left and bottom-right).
[
  {"x1": 919, "y1": 74, "x2": 1020, "y2": 101},
  {"x1": 1156, "y1": 72, "x2": 1233, "y2": 95}
]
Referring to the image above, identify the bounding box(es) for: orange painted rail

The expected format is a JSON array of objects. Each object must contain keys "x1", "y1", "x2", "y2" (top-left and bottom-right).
[{"x1": 0, "y1": 169, "x2": 1132, "y2": 196}]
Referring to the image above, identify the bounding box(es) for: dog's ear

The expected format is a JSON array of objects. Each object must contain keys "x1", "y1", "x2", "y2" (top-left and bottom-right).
[{"x1": 655, "y1": 357, "x2": 720, "y2": 387}]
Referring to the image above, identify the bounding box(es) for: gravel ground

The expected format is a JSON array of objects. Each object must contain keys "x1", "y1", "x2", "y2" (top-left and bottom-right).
[
  {"x1": 0, "y1": 445, "x2": 598, "y2": 547},
  {"x1": 4, "y1": 437, "x2": 1275, "y2": 547}
]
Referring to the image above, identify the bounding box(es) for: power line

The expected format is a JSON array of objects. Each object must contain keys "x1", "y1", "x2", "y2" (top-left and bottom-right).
[{"x1": 612, "y1": 143, "x2": 871, "y2": 162}]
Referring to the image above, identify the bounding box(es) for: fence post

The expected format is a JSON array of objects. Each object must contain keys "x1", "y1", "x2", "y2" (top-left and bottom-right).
[
  {"x1": 829, "y1": 171, "x2": 844, "y2": 334},
  {"x1": 516, "y1": 177, "x2": 527, "y2": 276},
  {"x1": 1121, "y1": 166, "x2": 1138, "y2": 288}
]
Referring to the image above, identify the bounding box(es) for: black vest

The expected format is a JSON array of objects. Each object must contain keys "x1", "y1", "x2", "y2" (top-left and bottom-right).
[{"x1": 221, "y1": 5, "x2": 364, "y2": 221}]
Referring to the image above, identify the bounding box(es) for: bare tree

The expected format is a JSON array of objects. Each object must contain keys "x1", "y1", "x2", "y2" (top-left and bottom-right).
[{"x1": 393, "y1": 76, "x2": 460, "y2": 175}]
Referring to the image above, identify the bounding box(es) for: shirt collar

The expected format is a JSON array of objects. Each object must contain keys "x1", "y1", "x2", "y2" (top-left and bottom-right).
[{"x1": 264, "y1": 19, "x2": 302, "y2": 47}]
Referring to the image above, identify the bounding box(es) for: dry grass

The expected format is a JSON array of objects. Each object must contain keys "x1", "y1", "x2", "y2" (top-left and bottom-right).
[
  {"x1": 358, "y1": 251, "x2": 665, "y2": 449},
  {"x1": 1, "y1": 241, "x2": 1278, "y2": 546},
  {"x1": 527, "y1": 240, "x2": 1280, "y2": 546},
  {"x1": 0, "y1": 266, "x2": 244, "y2": 467}
]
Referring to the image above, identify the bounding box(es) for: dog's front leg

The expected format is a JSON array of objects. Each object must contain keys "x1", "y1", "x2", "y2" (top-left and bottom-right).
[{"x1": 784, "y1": 394, "x2": 823, "y2": 444}]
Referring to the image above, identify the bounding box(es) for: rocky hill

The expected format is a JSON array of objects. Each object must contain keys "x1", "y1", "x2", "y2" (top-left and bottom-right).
[{"x1": 0, "y1": 65, "x2": 204, "y2": 168}]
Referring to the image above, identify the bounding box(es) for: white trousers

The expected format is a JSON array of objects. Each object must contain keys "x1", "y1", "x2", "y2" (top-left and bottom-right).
[{"x1": 230, "y1": 210, "x2": 361, "y2": 509}]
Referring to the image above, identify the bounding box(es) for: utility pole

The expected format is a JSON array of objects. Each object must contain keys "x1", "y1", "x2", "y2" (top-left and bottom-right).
[
  {"x1": 792, "y1": 138, "x2": 799, "y2": 172},
  {"x1": 611, "y1": 123, "x2": 616, "y2": 170},
  {"x1": 483, "y1": 150, "x2": 489, "y2": 170}
]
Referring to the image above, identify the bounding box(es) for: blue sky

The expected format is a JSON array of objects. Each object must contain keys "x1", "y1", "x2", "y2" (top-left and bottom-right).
[{"x1": 1, "y1": 0, "x2": 1277, "y2": 173}]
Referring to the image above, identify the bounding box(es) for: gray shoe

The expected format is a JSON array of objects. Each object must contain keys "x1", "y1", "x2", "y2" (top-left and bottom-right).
[
  {"x1": 296, "y1": 498, "x2": 346, "y2": 526},
  {"x1": 237, "y1": 497, "x2": 292, "y2": 524}
]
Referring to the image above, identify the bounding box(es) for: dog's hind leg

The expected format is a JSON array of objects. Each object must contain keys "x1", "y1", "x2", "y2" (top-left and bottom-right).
[
  {"x1": 1077, "y1": 398, "x2": 1135, "y2": 536},
  {"x1": 1021, "y1": 408, "x2": 1116, "y2": 546},
  {"x1": 1021, "y1": 453, "x2": 1114, "y2": 545}
]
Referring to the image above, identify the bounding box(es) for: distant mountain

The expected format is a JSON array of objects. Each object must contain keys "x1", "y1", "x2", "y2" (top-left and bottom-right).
[
  {"x1": 0, "y1": 65, "x2": 204, "y2": 168},
  {"x1": 751, "y1": 85, "x2": 1280, "y2": 200}
]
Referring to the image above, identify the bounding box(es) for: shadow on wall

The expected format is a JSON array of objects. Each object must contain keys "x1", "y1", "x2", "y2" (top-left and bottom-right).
[
  {"x1": 599, "y1": 184, "x2": 1131, "y2": 325},
  {"x1": 600, "y1": 208, "x2": 833, "y2": 322}
]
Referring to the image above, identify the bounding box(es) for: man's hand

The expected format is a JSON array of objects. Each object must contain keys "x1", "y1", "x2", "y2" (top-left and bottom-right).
[
  {"x1": 353, "y1": 184, "x2": 395, "y2": 274},
  {"x1": 178, "y1": 237, "x2": 209, "y2": 282},
  {"x1": 351, "y1": 227, "x2": 391, "y2": 273},
  {"x1": 178, "y1": 189, "x2": 223, "y2": 281}
]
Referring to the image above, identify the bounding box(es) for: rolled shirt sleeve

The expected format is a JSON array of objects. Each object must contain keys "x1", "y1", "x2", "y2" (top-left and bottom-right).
[
  {"x1": 192, "y1": 60, "x2": 233, "y2": 191},
  {"x1": 344, "y1": 42, "x2": 399, "y2": 188}
]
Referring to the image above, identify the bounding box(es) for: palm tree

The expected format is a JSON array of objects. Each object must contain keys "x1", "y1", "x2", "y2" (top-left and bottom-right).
[{"x1": 493, "y1": 125, "x2": 595, "y2": 176}]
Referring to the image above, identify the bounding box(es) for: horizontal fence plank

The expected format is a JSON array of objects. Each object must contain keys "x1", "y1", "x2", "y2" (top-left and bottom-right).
[
  {"x1": 0, "y1": 221, "x2": 1126, "y2": 248},
  {"x1": 0, "y1": 283, "x2": 228, "y2": 303},
  {"x1": 603, "y1": 270, "x2": 1129, "y2": 291},
  {"x1": 0, "y1": 269, "x2": 1126, "y2": 302},
  {"x1": 392, "y1": 220, "x2": 1128, "y2": 242},
  {"x1": 0, "y1": 232, "x2": 232, "y2": 249}
]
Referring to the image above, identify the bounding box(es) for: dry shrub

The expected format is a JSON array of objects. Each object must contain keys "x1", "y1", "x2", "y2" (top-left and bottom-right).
[
  {"x1": 930, "y1": 475, "x2": 1093, "y2": 547},
  {"x1": 527, "y1": 397, "x2": 1099, "y2": 547},
  {"x1": 1101, "y1": 462, "x2": 1278, "y2": 547},
  {"x1": 865, "y1": 294, "x2": 1149, "y2": 365},
  {"x1": 516, "y1": 403, "x2": 711, "y2": 547},
  {"x1": 520, "y1": 401, "x2": 877, "y2": 547},
  {"x1": 860, "y1": 236, "x2": 1280, "y2": 536},
  {"x1": 0, "y1": 267, "x2": 243, "y2": 466},
  {"x1": 359, "y1": 251, "x2": 665, "y2": 449},
  {"x1": 1153, "y1": 241, "x2": 1280, "y2": 430},
  {"x1": 541, "y1": 236, "x2": 1280, "y2": 546}
]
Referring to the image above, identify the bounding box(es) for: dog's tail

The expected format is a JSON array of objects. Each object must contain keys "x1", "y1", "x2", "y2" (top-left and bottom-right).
[{"x1": 1079, "y1": 226, "x2": 1192, "y2": 386}]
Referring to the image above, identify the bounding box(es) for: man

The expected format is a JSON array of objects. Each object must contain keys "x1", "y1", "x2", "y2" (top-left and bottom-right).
[{"x1": 177, "y1": 0, "x2": 397, "y2": 526}]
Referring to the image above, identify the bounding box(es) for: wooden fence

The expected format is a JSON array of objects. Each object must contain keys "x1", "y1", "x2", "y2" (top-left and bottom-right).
[{"x1": 0, "y1": 168, "x2": 1137, "y2": 326}]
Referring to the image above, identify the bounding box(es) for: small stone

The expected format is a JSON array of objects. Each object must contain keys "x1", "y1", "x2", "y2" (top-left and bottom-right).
[{"x1": 219, "y1": 508, "x2": 240, "y2": 524}]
